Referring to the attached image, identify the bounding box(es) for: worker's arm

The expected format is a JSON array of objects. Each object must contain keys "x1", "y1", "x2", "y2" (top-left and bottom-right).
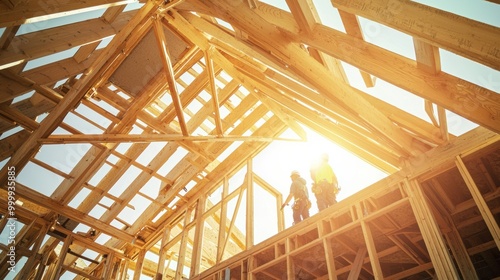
[{"x1": 281, "y1": 193, "x2": 293, "y2": 210}]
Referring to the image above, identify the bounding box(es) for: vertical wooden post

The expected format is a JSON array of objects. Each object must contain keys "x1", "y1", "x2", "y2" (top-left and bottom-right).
[
  {"x1": 190, "y1": 196, "x2": 206, "y2": 278},
  {"x1": 246, "y1": 159, "x2": 254, "y2": 249},
  {"x1": 217, "y1": 177, "x2": 229, "y2": 262},
  {"x1": 404, "y1": 179, "x2": 460, "y2": 279},
  {"x1": 164, "y1": 253, "x2": 173, "y2": 278},
  {"x1": 456, "y1": 156, "x2": 500, "y2": 249},
  {"x1": 133, "y1": 249, "x2": 146, "y2": 280},
  {"x1": 286, "y1": 255, "x2": 296, "y2": 280},
  {"x1": 35, "y1": 242, "x2": 59, "y2": 280},
  {"x1": 52, "y1": 235, "x2": 72, "y2": 280},
  {"x1": 18, "y1": 223, "x2": 48, "y2": 279},
  {"x1": 277, "y1": 191, "x2": 284, "y2": 233},
  {"x1": 102, "y1": 251, "x2": 115, "y2": 280},
  {"x1": 43, "y1": 262, "x2": 57, "y2": 280},
  {"x1": 156, "y1": 226, "x2": 172, "y2": 280},
  {"x1": 175, "y1": 208, "x2": 193, "y2": 280},
  {"x1": 346, "y1": 247, "x2": 367, "y2": 280},
  {"x1": 323, "y1": 238, "x2": 338, "y2": 280},
  {"x1": 445, "y1": 228, "x2": 479, "y2": 280},
  {"x1": 360, "y1": 221, "x2": 383, "y2": 278},
  {"x1": 118, "y1": 259, "x2": 129, "y2": 280}
]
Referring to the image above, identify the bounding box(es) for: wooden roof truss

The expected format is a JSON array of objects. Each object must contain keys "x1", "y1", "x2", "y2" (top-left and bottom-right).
[{"x1": 0, "y1": 0, "x2": 499, "y2": 279}]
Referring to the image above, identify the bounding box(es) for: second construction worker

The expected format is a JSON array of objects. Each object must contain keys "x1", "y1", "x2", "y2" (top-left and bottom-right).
[
  {"x1": 281, "y1": 170, "x2": 311, "y2": 225},
  {"x1": 310, "y1": 153, "x2": 339, "y2": 211}
]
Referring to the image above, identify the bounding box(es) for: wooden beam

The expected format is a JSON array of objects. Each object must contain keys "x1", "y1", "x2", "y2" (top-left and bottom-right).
[
  {"x1": 0, "y1": 10, "x2": 135, "y2": 70},
  {"x1": 0, "y1": 130, "x2": 29, "y2": 161},
  {"x1": 404, "y1": 179, "x2": 460, "y2": 279},
  {"x1": 239, "y1": 2, "x2": 500, "y2": 134},
  {"x1": 13, "y1": 182, "x2": 136, "y2": 243},
  {"x1": 337, "y1": 10, "x2": 374, "y2": 87},
  {"x1": 153, "y1": 16, "x2": 189, "y2": 136},
  {"x1": 53, "y1": 235, "x2": 73, "y2": 280},
  {"x1": 306, "y1": 24, "x2": 500, "y2": 134},
  {"x1": 0, "y1": 0, "x2": 135, "y2": 27},
  {"x1": 205, "y1": 48, "x2": 224, "y2": 135},
  {"x1": 0, "y1": 0, "x2": 160, "y2": 185},
  {"x1": 455, "y1": 156, "x2": 500, "y2": 250},
  {"x1": 133, "y1": 249, "x2": 146, "y2": 280},
  {"x1": 40, "y1": 133, "x2": 299, "y2": 143},
  {"x1": 186, "y1": 1, "x2": 419, "y2": 157},
  {"x1": 208, "y1": 49, "x2": 307, "y2": 141},
  {"x1": 0, "y1": 25, "x2": 19, "y2": 49},
  {"x1": 413, "y1": 38, "x2": 441, "y2": 74},
  {"x1": 445, "y1": 228, "x2": 479, "y2": 280},
  {"x1": 175, "y1": 208, "x2": 193, "y2": 280},
  {"x1": 0, "y1": 103, "x2": 39, "y2": 132},
  {"x1": 189, "y1": 196, "x2": 206, "y2": 278},
  {"x1": 346, "y1": 247, "x2": 367, "y2": 280},
  {"x1": 331, "y1": 0, "x2": 500, "y2": 71},
  {"x1": 285, "y1": 0, "x2": 318, "y2": 34},
  {"x1": 216, "y1": 177, "x2": 229, "y2": 263},
  {"x1": 246, "y1": 159, "x2": 254, "y2": 249}
]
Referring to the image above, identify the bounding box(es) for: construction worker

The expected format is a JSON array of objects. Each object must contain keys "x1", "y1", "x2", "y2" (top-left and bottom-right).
[
  {"x1": 310, "y1": 153, "x2": 339, "y2": 211},
  {"x1": 281, "y1": 170, "x2": 311, "y2": 225}
]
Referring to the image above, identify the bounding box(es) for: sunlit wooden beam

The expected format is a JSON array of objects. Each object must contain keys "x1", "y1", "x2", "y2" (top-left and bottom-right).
[
  {"x1": 0, "y1": 0, "x2": 136, "y2": 28},
  {"x1": 414, "y1": 38, "x2": 449, "y2": 142},
  {"x1": 337, "y1": 10, "x2": 374, "y2": 87},
  {"x1": 0, "y1": 103, "x2": 39, "y2": 132},
  {"x1": 331, "y1": 0, "x2": 500, "y2": 72},
  {"x1": 285, "y1": 0, "x2": 317, "y2": 34},
  {"x1": 153, "y1": 16, "x2": 189, "y2": 136},
  {"x1": 13, "y1": 182, "x2": 136, "y2": 243},
  {"x1": 0, "y1": 0, "x2": 160, "y2": 209},
  {"x1": 205, "y1": 48, "x2": 224, "y2": 135},
  {"x1": 40, "y1": 134, "x2": 303, "y2": 144},
  {"x1": 187, "y1": 2, "x2": 418, "y2": 157}
]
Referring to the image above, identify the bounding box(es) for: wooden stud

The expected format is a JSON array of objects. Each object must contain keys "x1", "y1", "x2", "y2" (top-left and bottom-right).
[
  {"x1": 190, "y1": 196, "x2": 206, "y2": 277},
  {"x1": 246, "y1": 159, "x2": 254, "y2": 249},
  {"x1": 445, "y1": 228, "x2": 478, "y2": 280},
  {"x1": 175, "y1": 208, "x2": 193, "y2": 280},
  {"x1": 217, "y1": 177, "x2": 229, "y2": 262},
  {"x1": 52, "y1": 235, "x2": 73, "y2": 280},
  {"x1": 456, "y1": 156, "x2": 500, "y2": 250},
  {"x1": 404, "y1": 179, "x2": 460, "y2": 279},
  {"x1": 133, "y1": 250, "x2": 146, "y2": 280}
]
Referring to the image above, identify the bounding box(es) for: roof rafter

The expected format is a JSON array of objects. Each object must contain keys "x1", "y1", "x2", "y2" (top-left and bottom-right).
[{"x1": 186, "y1": 0, "x2": 420, "y2": 158}]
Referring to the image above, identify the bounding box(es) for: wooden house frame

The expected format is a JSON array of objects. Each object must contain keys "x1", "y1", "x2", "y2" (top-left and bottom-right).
[{"x1": 0, "y1": 0, "x2": 499, "y2": 279}]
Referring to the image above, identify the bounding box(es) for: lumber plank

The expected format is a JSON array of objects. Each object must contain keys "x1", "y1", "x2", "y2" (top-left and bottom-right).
[
  {"x1": 0, "y1": 0, "x2": 159, "y2": 184},
  {"x1": 0, "y1": 0, "x2": 135, "y2": 28},
  {"x1": 13, "y1": 182, "x2": 135, "y2": 242},
  {"x1": 285, "y1": 0, "x2": 318, "y2": 34},
  {"x1": 187, "y1": 0, "x2": 420, "y2": 158},
  {"x1": 153, "y1": 17, "x2": 189, "y2": 136},
  {"x1": 331, "y1": 0, "x2": 500, "y2": 71},
  {"x1": 337, "y1": 10, "x2": 374, "y2": 87},
  {"x1": 307, "y1": 24, "x2": 500, "y2": 133},
  {"x1": 456, "y1": 156, "x2": 500, "y2": 250},
  {"x1": 0, "y1": 10, "x2": 134, "y2": 70}
]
